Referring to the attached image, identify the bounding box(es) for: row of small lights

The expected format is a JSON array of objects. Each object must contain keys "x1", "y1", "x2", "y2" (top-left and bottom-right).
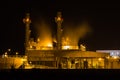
[{"x1": 2, "y1": 49, "x2": 19, "y2": 58}]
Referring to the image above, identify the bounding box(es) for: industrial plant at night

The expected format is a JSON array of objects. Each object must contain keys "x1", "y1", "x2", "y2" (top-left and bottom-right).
[{"x1": 0, "y1": 12, "x2": 120, "y2": 69}]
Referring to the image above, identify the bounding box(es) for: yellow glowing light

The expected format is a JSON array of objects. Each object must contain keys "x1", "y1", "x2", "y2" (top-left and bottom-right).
[
  {"x1": 5, "y1": 52, "x2": 7, "y2": 55},
  {"x1": 47, "y1": 44, "x2": 52, "y2": 47},
  {"x1": 63, "y1": 46, "x2": 70, "y2": 49},
  {"x1": 113, "y1": 56, "x2": 118, "y2": 59},
  {"x1": 8, "y1": 49, "x2": 11, "y2": 51},
  {"x1": 53, "y1": 39, "x2": 57, "y2": 43},
  {"x1": 106, "y1": 56, "x2": 110, "y2": 59},
  {"x1": 98, "y1": 58, "x2": 102, "y2": 61},
  {"x1": 37, "y1": 38, "x2": 40, "y2": 42},
  {"x1": 30, "y1": 45, "x2": 33, "y2": 48},
  {"x1": 23, "y1": 18, "x2": 31, "y2": 23},
  {"x1": 24, "y1": 56, "x2": 27, "y2": 59},
  {"x1": 21, "y1": 58, "x2": 27, "y2": 62},
  {"x1": 80, "y1": 44, "x2": 85, "y2": 48},
  {"x1": 4, "y1": 54, "x2": 7, "y2": 57},
  {"x1": 57, "y1": 17, "x2": 61, "y2": 21},
  {"x1": 16, "y1": 52, "x2": 18, "y2": 55},
  {"x1": 84, "y1": 59, "x2": 86, "y2": 61},
  {"x1": 30, "y1": 61, "x2": 32, "y2": 64},
  {"x1": 25, "y1": 18, "x2": 30, "y2": 22}
]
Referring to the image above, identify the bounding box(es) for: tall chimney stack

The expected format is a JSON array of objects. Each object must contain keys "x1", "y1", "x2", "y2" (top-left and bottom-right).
[
  {"x1": 55, "y1": 12, "x2": 63, "y2": 50},
  {"x1": 23, "y1": 13, "x2": 31, "y2": 53}
]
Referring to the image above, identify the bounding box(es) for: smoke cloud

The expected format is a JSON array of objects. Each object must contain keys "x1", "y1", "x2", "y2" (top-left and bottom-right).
[
  {"x1": 62, "y1": 21, "x2": 91, "y2": 46},
  {"x1": 34, "y1": 20, "x2": 52, "y2": 47},
  {"x1": 33, "y1": 16, "x2": 91, "y2": 48}
]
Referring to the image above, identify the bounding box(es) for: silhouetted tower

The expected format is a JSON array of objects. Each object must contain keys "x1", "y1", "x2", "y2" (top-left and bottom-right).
[
  {"x1": 55, "y1": 12, "x2": 63, "y2": 50},
  {"x1": 23, "y1": 13, "x2": 31, "y2": 53}
]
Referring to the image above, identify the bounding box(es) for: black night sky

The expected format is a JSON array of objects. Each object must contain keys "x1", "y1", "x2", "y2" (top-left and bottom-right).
[{"x1": 0, "y1": 1, "x2": 120, "y2": 55}]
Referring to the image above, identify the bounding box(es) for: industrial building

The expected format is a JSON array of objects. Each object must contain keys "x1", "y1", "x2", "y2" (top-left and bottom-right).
[
  {"x1": 23, "y1": 12, "x2": 111, "y2": 69},
  {"x1": 0, "y1": 12, "x2": 120, "y2": 69}
]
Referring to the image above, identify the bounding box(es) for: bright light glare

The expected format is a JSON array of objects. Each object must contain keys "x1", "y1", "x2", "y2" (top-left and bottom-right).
[
  {"x1": 63, "y1": 46, "x2": 70, "y2": 49},
  {"x1": 47, "y1": 44, "x2": 52, "y2": 47},
  {"x1": 4, "y1": 54, "x2": 7, "y2": 57},
  {"x1": 84, "y1": 59, "x2": 86, "y2": 61},
  {"x1": 113, "y1": 56, "x2": 118, "y2": 59},
  {"x1": 26, "y1": 18, "x2": 30, "y2": 22},
  {"x1": 98, "y1": 58, "x2": 102, "y2": 61},
  {"x1": 57, "y1": 17, "x2": 61, "y2": 21}
]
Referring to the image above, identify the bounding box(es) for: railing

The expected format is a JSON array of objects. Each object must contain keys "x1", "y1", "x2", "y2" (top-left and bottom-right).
[{"x1": 0, "y1": 55, "x2": 27, "y2": 58}]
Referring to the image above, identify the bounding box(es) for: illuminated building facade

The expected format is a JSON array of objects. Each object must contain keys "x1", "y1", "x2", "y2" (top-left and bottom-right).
[{"x1": 96, "y1": 50, "x2": 120, "y2": 69}]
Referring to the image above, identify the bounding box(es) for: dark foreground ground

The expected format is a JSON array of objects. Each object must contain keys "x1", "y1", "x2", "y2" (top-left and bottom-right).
[{"x1": 0, "y1": 69, "x2": 120, "y2": 79}]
